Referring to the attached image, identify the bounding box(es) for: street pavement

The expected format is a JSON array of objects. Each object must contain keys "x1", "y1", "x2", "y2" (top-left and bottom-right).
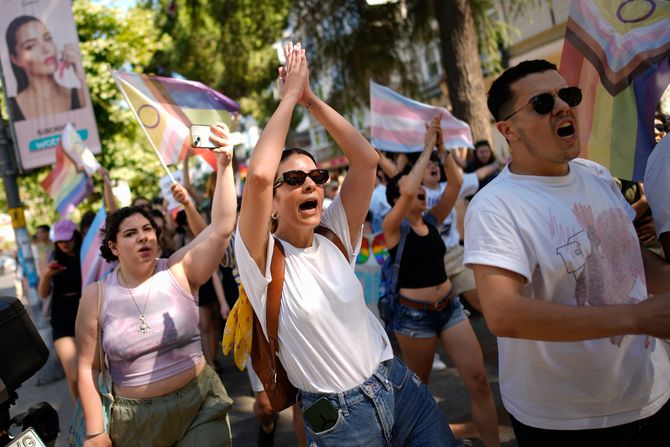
[{"x1": 2, "y1": 271, "x2": 518, "y2": 446}]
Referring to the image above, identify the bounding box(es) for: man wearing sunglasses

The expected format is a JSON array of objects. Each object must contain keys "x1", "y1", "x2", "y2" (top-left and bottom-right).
[{"x1": 463, "y1": 59, "x2": 670, "y2": 446}]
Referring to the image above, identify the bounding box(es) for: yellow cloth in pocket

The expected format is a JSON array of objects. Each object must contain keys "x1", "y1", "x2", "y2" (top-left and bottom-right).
[{"x1": 222, "y1": 285, "x2": 253, "y2": 371}]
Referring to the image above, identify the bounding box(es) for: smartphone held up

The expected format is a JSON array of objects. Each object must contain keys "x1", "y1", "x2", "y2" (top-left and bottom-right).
[{"x1": 190, "y1": 124, "x2": 217, "y2": 149}]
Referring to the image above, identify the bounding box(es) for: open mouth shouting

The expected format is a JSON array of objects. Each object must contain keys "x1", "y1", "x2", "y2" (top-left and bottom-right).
[
  {"x1": 298, "y1": 199, "x2": 319, "y2": 216},
  {"x1": 556, "y1": 118, "x2": 577, "y2": 142}
]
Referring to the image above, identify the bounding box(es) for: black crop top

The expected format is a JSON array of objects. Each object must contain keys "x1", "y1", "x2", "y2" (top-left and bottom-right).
[{"x1": 388, "y1": 217, "x2": 448, "y2": 288}]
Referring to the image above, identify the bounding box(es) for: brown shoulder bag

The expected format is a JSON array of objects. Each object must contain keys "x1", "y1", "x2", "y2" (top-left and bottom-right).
[{"x1": 250, "y1": 225, "x2": 348, "y2": 411}]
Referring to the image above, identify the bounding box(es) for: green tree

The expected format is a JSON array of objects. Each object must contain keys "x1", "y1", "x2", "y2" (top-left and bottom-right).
[
  {"x1": 1, "y1": 0, "x2": 171, "y2": 229},
  {"x1": 291, "y1": 0, "x2": 544, "y2": 144},
  {"x1": 141, "y1": 0, "x2": 291, "y2": 123}
]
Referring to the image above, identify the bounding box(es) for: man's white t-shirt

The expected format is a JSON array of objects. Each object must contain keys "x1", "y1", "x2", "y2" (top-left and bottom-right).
[
  {"x1": 644, "y1": 133, "x2": 670, "y2": 236},
  {"x1": 464, "y1": 159, "x2": 670, "y2": 430},
  {"x1": 424, "y1": 172, "x2": 479, "y2": 248},
  {"x1": 235, "y1": 194, "x2": 393, "y2": 393}
]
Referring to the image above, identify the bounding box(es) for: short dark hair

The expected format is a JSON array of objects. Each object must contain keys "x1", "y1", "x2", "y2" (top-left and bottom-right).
[
  {"x1": 99, "y1": 206, "x2": 161, "y2": 262},
  {"x1": 474, "y1": 139, "x2": 491, "y2": 149},
  {"x1": 487, "y1": 59, "x2": 557, "y2": 121},
  {"x1": 36, "y1": 224, "x2": 50, "y2": 232}
]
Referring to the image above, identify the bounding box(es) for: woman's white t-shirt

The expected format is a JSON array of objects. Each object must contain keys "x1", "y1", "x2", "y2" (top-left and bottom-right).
[{"x1": 235, "y1": 194, "x2": 393, "y2": 393}]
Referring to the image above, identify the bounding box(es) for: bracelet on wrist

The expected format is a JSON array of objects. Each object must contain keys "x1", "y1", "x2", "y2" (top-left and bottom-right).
[{"x1": 85, "y1": 430, "x2": 105, "y2": 438}]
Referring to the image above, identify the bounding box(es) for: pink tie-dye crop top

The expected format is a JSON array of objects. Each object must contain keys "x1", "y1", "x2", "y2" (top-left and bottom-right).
[{"x1": 100, "y1": 258, "x2": 202, "y2": 387}]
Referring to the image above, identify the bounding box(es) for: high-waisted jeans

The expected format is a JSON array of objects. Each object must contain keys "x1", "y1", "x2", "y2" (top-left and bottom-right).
[{"x1": 298, "y1": 357, "x2": 463, "y2": 446}]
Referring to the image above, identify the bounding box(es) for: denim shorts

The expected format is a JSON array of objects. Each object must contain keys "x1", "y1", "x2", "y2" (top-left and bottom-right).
[
  {"x1": 393, "y1": 295, "x2": 468, "y2": 338},
  {"x1": 297, "y1": 357, "x2": 462, "y2": 446}
]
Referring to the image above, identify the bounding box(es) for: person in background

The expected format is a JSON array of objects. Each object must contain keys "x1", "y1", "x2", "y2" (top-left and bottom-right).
[
  {"x1": 38, "y1": 219, "x2": 82, "y2": 400},
  {"x1": 645, "y1": 133, "x2": 670, "y2": 262},
  {"x1": 31, "y1": 224, "x2": 51, "y2": 278},
  {"x1": 369, "y1": 166, "x2": 391, "y2": 234},
  {"x1": 75, "y1": 123, "x2": 236, "y2": 446},
  {"x1": 384, "y1": 117, "x2": 499, "y2": 447},
  {"x1": 5, "y1": 15, "x2": 87, "y2": 121},
  {"x1": 322, "y1": 180, "x2": 339, "y2": 209}
]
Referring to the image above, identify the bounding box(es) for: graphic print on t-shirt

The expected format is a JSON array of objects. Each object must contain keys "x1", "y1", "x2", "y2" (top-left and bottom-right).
[{"x1": 555, "y1": 203, "x2": 647, "y2": 346}]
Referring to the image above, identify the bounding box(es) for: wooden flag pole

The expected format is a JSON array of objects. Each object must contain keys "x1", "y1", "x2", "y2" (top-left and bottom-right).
[{"x1": 110, "y1": 69, "x2": 176, "y2": 183}]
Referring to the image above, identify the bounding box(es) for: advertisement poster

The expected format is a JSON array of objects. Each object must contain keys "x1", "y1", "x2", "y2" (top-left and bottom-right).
[{"x1": 0, "y1": 0, "x2": 100, "y2": 171}]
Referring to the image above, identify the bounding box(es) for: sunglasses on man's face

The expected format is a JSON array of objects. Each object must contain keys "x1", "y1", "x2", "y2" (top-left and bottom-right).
[
  {"x1": 504, "y1": 86, "x2": 582, "y2": 121},
  {"x1": 273, "y1": 169, "x2": 330, "y2": 188}
]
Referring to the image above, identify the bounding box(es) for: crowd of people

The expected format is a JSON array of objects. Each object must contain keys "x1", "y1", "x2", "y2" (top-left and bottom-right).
[{"x1": 20, "y1": 44, "x2": 670, "y2": 447}]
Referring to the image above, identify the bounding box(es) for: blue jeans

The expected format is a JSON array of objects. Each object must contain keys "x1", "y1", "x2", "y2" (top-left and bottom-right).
[
  {"x1": 394, "y1": 296, "x2": 468, "y2": 338},
  {"x1": 298, "y1": 358, "x2": 462, "y2": 446}
]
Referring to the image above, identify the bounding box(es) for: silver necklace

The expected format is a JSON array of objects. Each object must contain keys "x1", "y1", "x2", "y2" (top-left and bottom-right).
[{"x1": 119, "y1": 268, "x2": 154, "y2": 334}]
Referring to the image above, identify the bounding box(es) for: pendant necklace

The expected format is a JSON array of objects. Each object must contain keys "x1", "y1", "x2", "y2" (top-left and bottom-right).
[{"x1": 119, "y1": 267, "x2": 155, "y2": 334}]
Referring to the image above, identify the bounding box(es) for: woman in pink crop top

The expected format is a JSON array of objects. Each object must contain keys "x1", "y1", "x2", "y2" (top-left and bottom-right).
[
  {"x1": 383, "y1": 119, "x2": 500, "y2": 447},
  {"x1": 74, "y1": 124, "x2": 237, "y2": 447}
]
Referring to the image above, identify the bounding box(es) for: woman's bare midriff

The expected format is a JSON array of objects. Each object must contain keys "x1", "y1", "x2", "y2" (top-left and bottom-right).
[
  {"x1": 399, "y1": 279, "x2": 453, "y2": 302},
  {"x1": 114, "y1": 357, "x2": 205, "y2": 399}
]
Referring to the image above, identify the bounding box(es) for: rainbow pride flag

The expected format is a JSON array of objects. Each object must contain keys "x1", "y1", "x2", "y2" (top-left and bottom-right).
[
  {"x1": 80, "y1": 203, "x2": 113, "y2": 288},
  {"x1": 112, "y1": 71, "x2": 240, "y2": 169},
  {"x1": 370, "y1": 81, "x2": 473, "y2": 152},
  {"x1": 40, "y1": 142, "x2": 93, "y2": 216},
  {"x1": 559, "y1": 0, "x2": 670, "y2": 181}
]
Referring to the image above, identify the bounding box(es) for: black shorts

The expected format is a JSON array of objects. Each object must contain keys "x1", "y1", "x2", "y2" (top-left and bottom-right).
[{"x1": 50, "y1": 295, "x2": 80, "y2": 341}]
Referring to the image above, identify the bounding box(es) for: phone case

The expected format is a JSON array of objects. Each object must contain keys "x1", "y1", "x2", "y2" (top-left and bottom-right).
[
  {"x1": 303, "y1": 397, "x2": 339, "y2": 433},
  {"x1": 189, "y1": 124, "x2": 216, "y2": 149}
]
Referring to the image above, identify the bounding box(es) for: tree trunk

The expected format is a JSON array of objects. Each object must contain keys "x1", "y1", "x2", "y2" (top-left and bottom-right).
[{"x1": 434, "y1": 0, "x2": 493, "y2": 146}]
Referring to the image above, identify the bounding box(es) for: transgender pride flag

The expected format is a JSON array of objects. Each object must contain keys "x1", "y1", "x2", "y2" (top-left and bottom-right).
[
  {"x1": 112, "y1": 71, "x2": 240, "y2": 170},
  {"x1": 559, "y1": 0, "x2": 670, "y2": 181},
  {"x1": 370, "y1": 81, "x2": 473, "y2": 152},
  {"x1": 40, "y1": 142, "x2": 93, "y2": 216},
  {"x1": 80, "y1": 204, "x2": 113, "y2": 288}
]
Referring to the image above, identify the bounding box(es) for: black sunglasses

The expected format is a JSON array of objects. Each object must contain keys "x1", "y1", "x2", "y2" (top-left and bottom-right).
[
  {"x1": 504, "y1": 87, "x2": 582, "y2": 121},
  {"x1": 273, "y1": 169, "x2": 329, "y2": 188}
]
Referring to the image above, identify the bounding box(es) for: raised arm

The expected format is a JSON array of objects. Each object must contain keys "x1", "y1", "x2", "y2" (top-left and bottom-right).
[
  {"x1": 377, "y1": 150, "x2": 399, "y2": 178},
  {"x1": 428, "y1": 133, "x2": 463, "y2": 223},
  {"x1": 170, "y1": 124, "x2": 237, "y2": 294},
  {"x1": 170, "y1": 182, "x2": 207, "y2": 236},
  {"x1": 382, "y1": 116, "x2": 440, "y2": 248},
  {"x1": 472, "y1": 263, "x2": 670, "y2": 340},
  {"x1": 293, "y1": 47, "x2": 378, "y2": 244},
  {"x1": 75, "y1": 283, "x2": 111, "y2": 446},
  {"x1": 238, "y1": 43, "x2": 307, "y2": 271},
  {"x1": 182, "y1": 150, "x2": 205, "y2": 206},
  {"x1": 97, "y1": 167, "x2": 118, "y2": 213}
]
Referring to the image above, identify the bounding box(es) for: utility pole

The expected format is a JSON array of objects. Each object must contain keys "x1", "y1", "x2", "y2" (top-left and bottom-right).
[
  {"x1": 0, "y1": 114, "x2": 41, "y2": 318},
  {"x1": 0, "y1": 108, "x2": 63, "y2": 384}
]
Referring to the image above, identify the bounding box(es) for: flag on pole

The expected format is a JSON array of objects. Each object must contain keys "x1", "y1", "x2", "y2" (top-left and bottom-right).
[
  {"x1": 559, "y1": 0, "x2": 670, "y2": 181},
  {"x1": 61, "y1": 122, "x2": 101, "y2": 176},
  {"x1": 80, "y1": 204, "x2": 113, "y2": 288},
  {"x1": 40, "y1": 141, "x2": 93, "y2": 216},
  {"x1": 111, "y1": 71, "x2": 240, "y2": 169},
  {"x1": 370, "y1": 81, "x2": 473, "y2": 153}
]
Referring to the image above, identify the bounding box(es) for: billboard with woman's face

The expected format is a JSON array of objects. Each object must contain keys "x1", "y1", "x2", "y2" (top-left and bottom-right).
[{"x1": 0, "y1": 0, "x2": 100, "y2": 171}]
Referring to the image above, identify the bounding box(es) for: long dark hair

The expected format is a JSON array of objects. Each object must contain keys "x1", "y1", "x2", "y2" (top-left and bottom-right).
[{"x1": 6, "y1": 15, "x2": 41, "y2": 94}]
